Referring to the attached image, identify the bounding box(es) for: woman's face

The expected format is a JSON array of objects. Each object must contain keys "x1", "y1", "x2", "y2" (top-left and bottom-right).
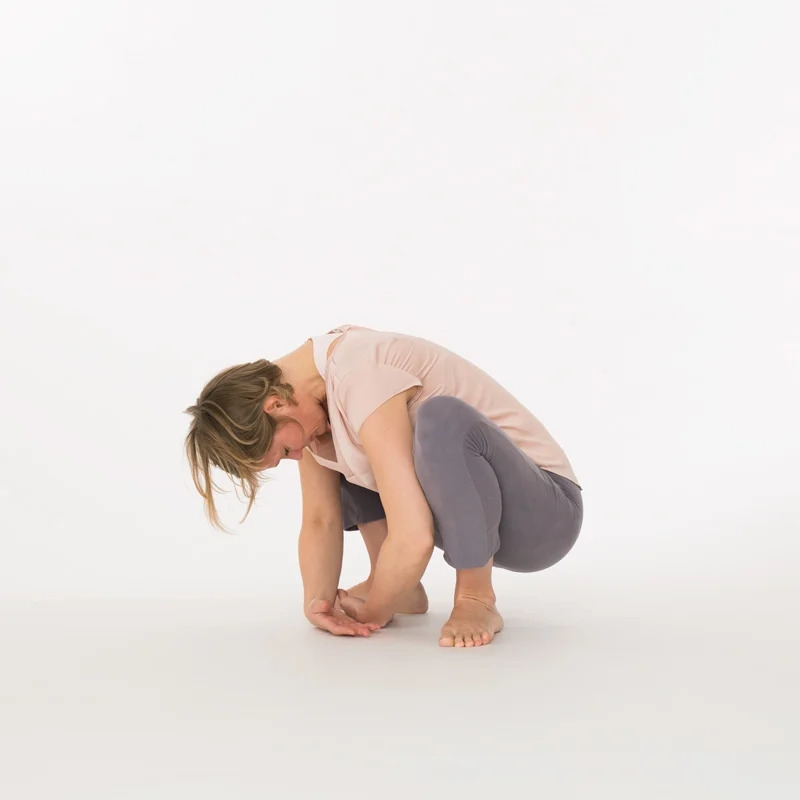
[
  {"x1": 259, "y1": 418, "x2": 308, "y2": 469},
  {"x1": 258, "y1": 395, "x2": 330, "y2": 470}
]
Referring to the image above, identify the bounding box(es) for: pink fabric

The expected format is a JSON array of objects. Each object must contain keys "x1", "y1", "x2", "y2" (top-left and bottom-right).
[{"x1": 305, "y1": 324, "x2": 580, "y2": 492}]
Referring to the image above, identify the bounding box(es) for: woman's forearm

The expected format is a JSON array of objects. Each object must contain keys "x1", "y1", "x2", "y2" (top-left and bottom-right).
[
  {"x1": 298, "y1": 524, "x2": 344, "y2": 613},
  {"x1": 361, "y1": 534, "x2": 434, "y2": 623}
]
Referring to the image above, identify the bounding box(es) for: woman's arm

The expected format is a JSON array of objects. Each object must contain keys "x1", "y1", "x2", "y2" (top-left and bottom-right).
[
  {"x1": 298, "y1": 523, "x2": 343, "y2": 616},
  {"x1": 300, "y1": 524, "x2": 381, "y2": 637},
  {"x1": 358, "y1": 531, "x2": 434, "y2": 624},
  {"x1": 352, "y1": 389, "x2": 437, "y2": 624}
]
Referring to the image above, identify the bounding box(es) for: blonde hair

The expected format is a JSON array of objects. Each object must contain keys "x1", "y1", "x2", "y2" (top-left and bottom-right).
[{"x1": 183, "y1": 359, "x2": 298, "y2": 532}]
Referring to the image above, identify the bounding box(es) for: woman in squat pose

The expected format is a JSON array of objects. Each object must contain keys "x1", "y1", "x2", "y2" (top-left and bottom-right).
[{"x1": 184, "y1": 324, "x2": 583, "y2": 647}]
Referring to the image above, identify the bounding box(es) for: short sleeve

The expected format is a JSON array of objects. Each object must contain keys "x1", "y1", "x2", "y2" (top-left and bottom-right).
[{"x1": 334, "y1": 363, "x2": 423, "y2": 437}]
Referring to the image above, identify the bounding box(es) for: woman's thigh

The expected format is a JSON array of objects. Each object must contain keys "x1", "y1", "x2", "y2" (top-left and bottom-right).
[
  {"x1": 412, "y1": 396, "x2": 584, "y2": 573},
  {"x1": 493, "y1": 456, "x2": 583, "y2": 572},
  {"x1": 339, "y1": 397, "x2": 584, "y2": 573}
]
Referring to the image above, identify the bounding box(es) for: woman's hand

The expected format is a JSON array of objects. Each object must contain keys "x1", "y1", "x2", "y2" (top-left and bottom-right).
[
  {"x1": 305, "y1": 597, "x2": 382, "y2": 637},
  {"x1": 337, "y1": 589, "x2": 393, "y2": 628}
]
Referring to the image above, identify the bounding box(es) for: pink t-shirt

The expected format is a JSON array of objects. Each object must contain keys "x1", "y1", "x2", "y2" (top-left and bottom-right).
[{"x1": 305, "y1": 324, "x2": 581, "y2": 492}]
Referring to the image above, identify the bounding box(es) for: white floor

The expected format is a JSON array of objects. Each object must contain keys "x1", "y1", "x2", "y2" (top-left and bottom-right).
[{"x1": 2, "y1": 570, "x2": 798, "y2": 799}]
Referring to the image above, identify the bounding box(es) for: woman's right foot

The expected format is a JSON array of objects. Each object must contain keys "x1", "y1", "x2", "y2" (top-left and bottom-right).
[
  {"x1": 343, "y1": 579, "x2": 429, "y2": 614},
  {"x1": 438, "y1": 596, "x2": 503, "y2": 647}
]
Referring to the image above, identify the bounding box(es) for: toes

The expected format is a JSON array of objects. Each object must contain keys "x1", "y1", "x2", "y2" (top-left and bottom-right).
[
  {"x1": 441, "y1": 625, "x2": 496, "y2": 648},
  {"x1": 439, "y1": 627, "x2": 456, "y2": 647}
]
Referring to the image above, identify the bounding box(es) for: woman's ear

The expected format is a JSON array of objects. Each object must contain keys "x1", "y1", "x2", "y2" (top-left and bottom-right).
[{"x1": 263, "y1": 396, "x2": 278, "y2": 415}]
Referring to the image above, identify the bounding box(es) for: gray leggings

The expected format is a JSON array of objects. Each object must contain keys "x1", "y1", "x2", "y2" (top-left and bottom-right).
[{"x1": 340, "y1": 395, "x2": 583, "y2": 572}]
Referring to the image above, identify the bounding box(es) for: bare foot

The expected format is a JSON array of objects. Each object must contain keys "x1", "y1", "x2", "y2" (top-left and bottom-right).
[
  {"x1": 343, "y1": 579, "x2": 429, "y2": 614},
  {"x1": 439, "y1": 597, "x2": 504, "y2": 647}
]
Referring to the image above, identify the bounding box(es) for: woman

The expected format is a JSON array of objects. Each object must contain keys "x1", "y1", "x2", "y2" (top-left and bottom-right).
[{"x1": 184, "y1": 324, "x2": 583, "y2": 648}]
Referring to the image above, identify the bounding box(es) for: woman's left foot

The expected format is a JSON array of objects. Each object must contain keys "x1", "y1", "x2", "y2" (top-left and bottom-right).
[
  {"x1": 439, "y1": 597, "x2": 504, "y2": 647},
  {"x1": 343, "y1": 579, "x2": 429, "y2": 615}
]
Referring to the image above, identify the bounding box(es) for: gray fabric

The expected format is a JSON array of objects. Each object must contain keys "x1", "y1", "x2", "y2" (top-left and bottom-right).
[{"x1": 339, "y1": 395, "x2": 583, "y2": 573}]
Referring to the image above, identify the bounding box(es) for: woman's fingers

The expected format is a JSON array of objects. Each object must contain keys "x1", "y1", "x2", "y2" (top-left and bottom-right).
[
  {"x1": 309, "y1": 601, "x2": 383, "y2": 637},
  {"x1": 335, "y1": 623, "x2": 370, "y2": 636},
  {"x1": 336, "y1": 616, "x2": 372, "y2": 635},
  {"x1": 334, "y1": 607, "x2": 382, "y2": 633},
  {"x1": 315, "y1": 611, "x2": 373, "y2": 636}
]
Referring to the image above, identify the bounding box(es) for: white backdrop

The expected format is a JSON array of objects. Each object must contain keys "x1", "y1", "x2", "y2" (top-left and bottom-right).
[
  {"x1": 2, "y1": 3, "x2": 800, "y2": 797},
  {"x1": 0, "y1": 5, "x2": 797, "y2": 604}
]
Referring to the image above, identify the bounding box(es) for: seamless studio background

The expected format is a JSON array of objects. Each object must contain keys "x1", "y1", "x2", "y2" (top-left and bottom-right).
[{"x1": 1, "y1": 2, "x2": 798, "y2": 798}]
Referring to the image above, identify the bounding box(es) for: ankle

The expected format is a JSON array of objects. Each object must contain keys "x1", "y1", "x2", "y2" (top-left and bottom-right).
[
  {"x1": 454, "y1": 591, "x2": 497, "y2": 609},
  {"x1": 453, "y1": 559, "x2": 496, "y2": 607}
]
